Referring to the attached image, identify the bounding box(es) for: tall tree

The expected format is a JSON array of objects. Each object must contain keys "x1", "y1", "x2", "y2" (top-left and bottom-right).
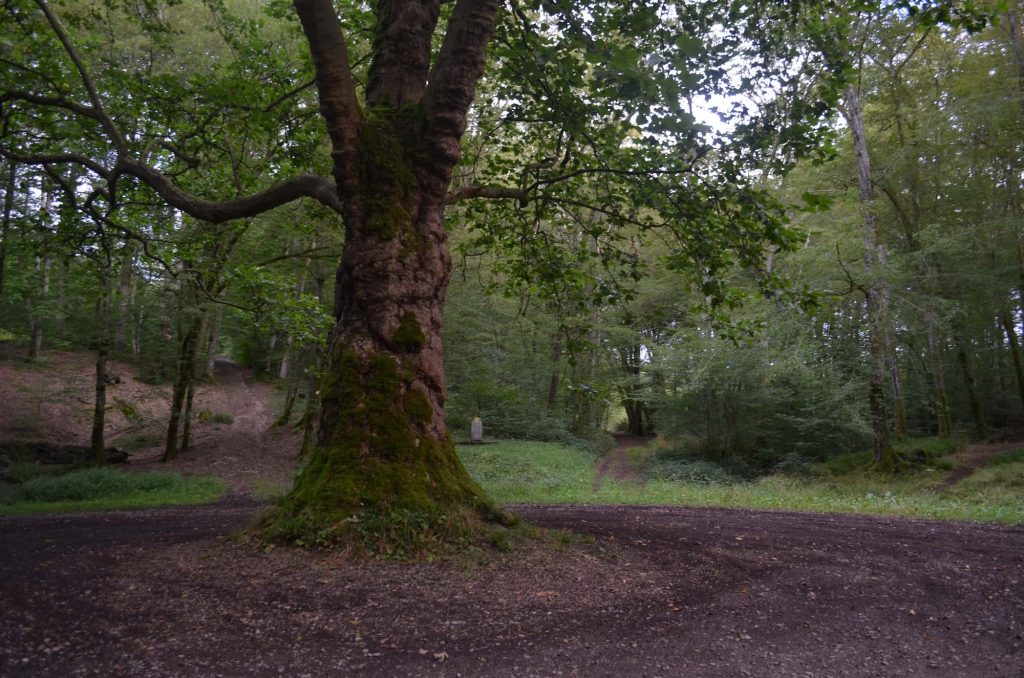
[{"x1": 5, "y1": 0, "x2": 967, "y2": 549}]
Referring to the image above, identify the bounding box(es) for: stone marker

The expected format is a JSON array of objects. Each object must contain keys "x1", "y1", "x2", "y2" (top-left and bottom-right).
[{"x1": 470, "y1": 416, "x2": 484, "y2": 444}]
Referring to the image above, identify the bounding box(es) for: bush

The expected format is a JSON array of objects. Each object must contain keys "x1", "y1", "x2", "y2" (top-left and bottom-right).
[{"x1": 198, "y1": 410, "x2": 234, "y2": 425}]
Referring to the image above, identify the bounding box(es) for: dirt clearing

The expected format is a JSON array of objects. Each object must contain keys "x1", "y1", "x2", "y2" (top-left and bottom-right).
[{"x1": 1, "y1": 501, "x2": 1022, "y2": 677}]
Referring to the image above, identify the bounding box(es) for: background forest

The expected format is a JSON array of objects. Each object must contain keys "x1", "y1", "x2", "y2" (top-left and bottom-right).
[{"x1": 1, "y1": 0, "x2": 1022, "y2": 485}]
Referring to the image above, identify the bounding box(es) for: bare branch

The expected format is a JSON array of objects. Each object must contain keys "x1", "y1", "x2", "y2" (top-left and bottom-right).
[
  {"x1": 446, "y1": 184, "x2": 529, "y2": 205},
  {"x1": 119, "y1": 158, "x2": 344, "y2": 223},
  {"x1": 0, "y1": 90, "x2": 97, "y2": 119},
  {"x1": 0, "y1": 147, "x2": 111, "y2": 178},
  {"x1": 263, "y1": 78, "x2": 317, "y2": 112}
]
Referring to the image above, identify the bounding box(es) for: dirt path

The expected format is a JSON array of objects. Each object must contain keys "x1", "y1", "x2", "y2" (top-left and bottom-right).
[
  {"x1": 939, "y1": 442, "x2": 1020, "y2": 488},
  {"x1": 130, "y1": 359, "x2": 300, "y2": 495},
  {"x1": 2, "y1": 502, "x2": 1021, "y2": 677},
  {"x1": 592, "y1": 434, "x2": 653, "y2": 491}
]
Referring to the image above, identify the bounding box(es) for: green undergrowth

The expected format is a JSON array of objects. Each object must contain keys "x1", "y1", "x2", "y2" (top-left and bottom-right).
[
  {"x1": 823, "y1": 436, "x2": 962, "y2": 475},
  {"x1": 0, "y1": 468, "x2": 225, "y2": 514},
  {"x1": 457, "y1": 440, "x2": 1024, "y2": 524}
]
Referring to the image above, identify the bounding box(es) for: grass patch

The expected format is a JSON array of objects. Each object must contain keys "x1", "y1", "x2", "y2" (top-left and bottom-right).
[
  {"x1": 0, "y1": 468, "x2": 225, "y2": 514},
  {"x1": 991, "y1": 449, "x2": 1024, "y2": 466},
  {"x1": 458, "y1": 439, "x2": 1024, "y2": 524},
  {"x1": 823, "y1": 437, "x2": 962, "y2": 475}
]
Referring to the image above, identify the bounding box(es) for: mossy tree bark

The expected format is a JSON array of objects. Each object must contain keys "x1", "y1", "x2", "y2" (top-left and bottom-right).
[{"x1": 259, "y1": 0, "x2": 508, "y2": 549}]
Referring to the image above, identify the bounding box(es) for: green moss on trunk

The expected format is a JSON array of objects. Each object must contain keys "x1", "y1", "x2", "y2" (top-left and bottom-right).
[{"x1": 256, "y1": 345, "x2": 511, "y2": 557}]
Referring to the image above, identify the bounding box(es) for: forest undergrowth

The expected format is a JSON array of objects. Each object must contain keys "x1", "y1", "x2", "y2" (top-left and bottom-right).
[{"x1": 458, "y1": 440, "x2": 1024, "y2": 524}]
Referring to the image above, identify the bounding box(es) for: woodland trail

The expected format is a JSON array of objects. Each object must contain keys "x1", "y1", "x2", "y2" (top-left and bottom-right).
[
  {"x1": 130, "y1": 359, "x2": 300, "y2": 495},
  {"x1": 938, "y1": 442, "x2": 1020, "y2": 488},
  {"x1": 592, "y1": 433, "x2": 653, "y2": 492},
  {"x1": 1, "y1": 501, "x2": 1022, "y2": 677}
]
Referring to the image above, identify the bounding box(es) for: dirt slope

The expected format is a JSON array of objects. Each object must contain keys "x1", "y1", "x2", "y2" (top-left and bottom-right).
[{"x1": 0, "y1": 349, "x2": 300, "y2": 494}]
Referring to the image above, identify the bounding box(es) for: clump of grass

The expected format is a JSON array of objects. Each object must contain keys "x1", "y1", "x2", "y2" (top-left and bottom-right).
[
  {"x1": 198, "y1": 410, "x2": 234, "y2": 425},
  {"x1": 0, "y1": 468, "x2": 224, "y2": 514},
  {"x1": 114, "y1": 397, "x2": 144, "y2": 424}
]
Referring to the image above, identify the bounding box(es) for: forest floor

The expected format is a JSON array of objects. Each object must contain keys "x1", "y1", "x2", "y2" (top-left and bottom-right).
[
  {"x1": 2, "y1": 349, "x2": 1024, "y2": 676},
  {"x1": 1, "y1": 500, "x2": 1022, "y2": 677}
]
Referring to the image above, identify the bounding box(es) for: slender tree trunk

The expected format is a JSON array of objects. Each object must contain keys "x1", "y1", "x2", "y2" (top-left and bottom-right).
[
  {"x1": 925, "y1": 313, "x2": 952, "y2": 438},
  {"x1": 546, "y1": 336, "x2": 562, "y2": 411},
  {"x1": 277, "y1": 382, "x2": 299, "y2": 427},
  {"x1": 27, "y1": 254, "x2": 50, "y2": 360},
  {"x1": 844, "y1": 86, "x2": 895, "y2": 464},
  {"x1": 163, "y1": 318, "x2": 201, "y2": 461},
  {"x1": 955, "y1": 334, "x2": 987, "y2": 439},
  {"x1": 204, "y1": 305, "x2": 223, "y2": 378},
  {"x1": 114, "y1": 247, "x2": 136, "y2": 352},
  {"x1": 53, "y1": 258, "x2": 68, "y2": 339},
  {"x1": 0, "y1": 163, "x2": 15, "y2": 306},
  {"x1": 128, "y1": 267, "x2": 142, "y2": 358},
  {"x1": 91, "y1": 275, "x2": 113, "y2": 465},
  {"x1": 181, "y1": 379, "x2": 196, "y2": 451}
]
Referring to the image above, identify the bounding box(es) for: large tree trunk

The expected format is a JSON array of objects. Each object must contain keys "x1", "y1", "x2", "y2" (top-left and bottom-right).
[{"x1": 259, "y1": 0, "x2": 507, "y2": 550}]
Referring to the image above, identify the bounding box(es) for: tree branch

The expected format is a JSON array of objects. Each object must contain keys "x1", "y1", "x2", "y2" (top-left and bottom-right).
[
  {"x1": 33, "y1": 0, "x2": 129, "y2": 153},
  {"x1": 0, "y1": 148, "x2": 111, "y2": 179},
  {"x1": 366, "y1": 0, "x2": 441, "y2": 108},
  {"x1": 0, "y1": 90, "x2": 97, "y2": 120},
  {"x1": 422, "y1": 0, "x2": 501, "y2": 170},
  {"x1": 446, "y1": 184, "x2": 529, "y2": 205},
  {"x1": 293, "y1": 0, "x2": 362, "y2": 207},
  {"x1": 119, "y1": 158, "x2": 344, "y2": 223}
]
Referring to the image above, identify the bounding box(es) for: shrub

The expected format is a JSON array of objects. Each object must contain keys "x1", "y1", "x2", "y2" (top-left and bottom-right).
[{"x1": 198, "y1": 410, "x2": 234, "y2": 425}]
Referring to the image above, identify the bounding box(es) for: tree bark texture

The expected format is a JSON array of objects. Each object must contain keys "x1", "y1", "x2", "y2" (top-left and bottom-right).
[
  {"x1": 844, "y1": 86, "x2": 896, "y2": 464},
  {"x1": 0, "y1": 162, "x2": 15, "y2": 305},
  {"x1": 956, "y1": 334, "x2": 987, "y2": 439},
  {"x1": 1000, "y1": 309, "x2": 1024, "y2": 418},
  {"x1": 163, "y1": 317, "x2": 201, "y2": 461},
  {"x1": 925, "y1": 313, "x2": 952, "y2": 438},
  {"x1": 90, "y1": 277, "x2": 112, "y2": 464},
  {"x1": 260, "y1": 0, "x2": 508, "y2": 548}
]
